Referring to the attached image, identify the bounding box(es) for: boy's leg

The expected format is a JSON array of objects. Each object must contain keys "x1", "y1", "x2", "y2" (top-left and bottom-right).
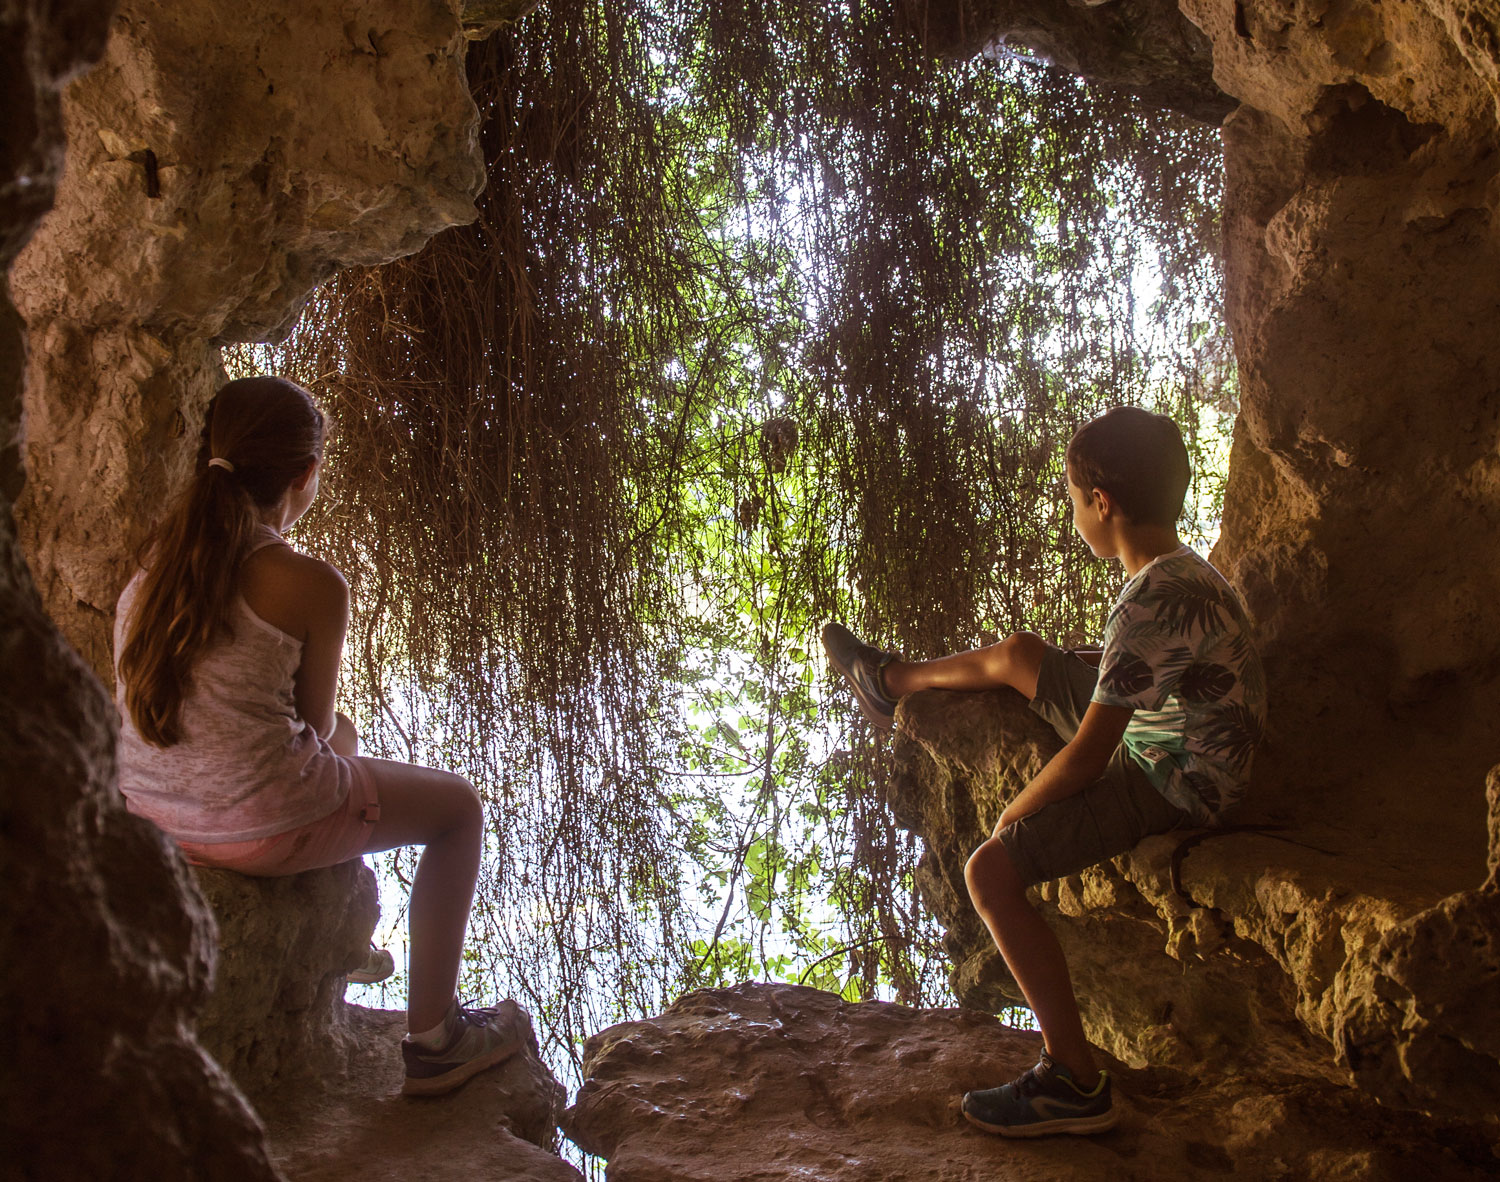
[
  {"x1": 965, "y1": 837, "x2": 1098, "y2": 1086},
  {"x1": 959, "y1": 759, "x2": 1188, "y2": 1135},
  {"x1": 882, "y1": 631, "x2": 1048, "y2": 699}
]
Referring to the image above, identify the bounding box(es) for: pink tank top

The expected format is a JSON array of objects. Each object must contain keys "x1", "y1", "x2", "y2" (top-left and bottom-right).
[{"x1": 113, "y1": 524, "x2": 349, "y2": 843}]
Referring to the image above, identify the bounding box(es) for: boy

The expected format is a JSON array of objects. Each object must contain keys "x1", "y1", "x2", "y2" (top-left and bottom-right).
[{"x1": 823, "y1": 406, "x2": 1265, "y2": 1137}]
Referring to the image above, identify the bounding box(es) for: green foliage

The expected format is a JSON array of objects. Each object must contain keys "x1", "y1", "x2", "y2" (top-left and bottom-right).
[{"x1": 238, "y1": 0, "x2": 1232, "y2": 1087}]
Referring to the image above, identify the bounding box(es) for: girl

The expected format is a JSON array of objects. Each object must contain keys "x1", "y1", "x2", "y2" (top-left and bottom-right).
[{"x1": 115, "y1": 375, "x2": 518, "y2": 1097}]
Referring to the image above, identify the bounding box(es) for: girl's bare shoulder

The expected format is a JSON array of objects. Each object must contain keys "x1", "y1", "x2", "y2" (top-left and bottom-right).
[{"x1": 240, "y1": 542, "x2": 348, "y2": 641}]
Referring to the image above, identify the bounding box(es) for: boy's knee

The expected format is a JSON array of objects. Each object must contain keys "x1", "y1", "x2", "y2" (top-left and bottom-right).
[
  {"x1": 965, "y1": 837, "x2": 1025, "y2": 911},
  {"x1": 980, "y1": 631, "x2": 1044, "y2": 678},
  {"x1": 1000, "y1": 631, "x2": 1046, "y2": 666}
]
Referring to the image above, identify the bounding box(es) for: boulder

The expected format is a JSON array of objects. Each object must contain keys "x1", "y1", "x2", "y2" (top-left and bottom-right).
[
  {"x1": 194, "y1": 859, "x2": 578, "y2": 1179},
  {"x1": 193, "y1": 861, "x2": 380, "y2": 1105},
  {"x1": 565, "y1": 980, "x2": 1496, "y2": 1181},
  {"x1": 269, "y1": 1006, "x2": 580, "y2": 1182}
]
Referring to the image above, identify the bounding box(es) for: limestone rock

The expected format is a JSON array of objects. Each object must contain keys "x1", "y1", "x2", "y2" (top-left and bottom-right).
[
  {"x1": 898, "y1": 0, "x2": 1233, "y2": 122},
  {"x1": 1174, "y1": 0, "x2": 1500, "y2": 1123},
  {"x1": 194, "y1": 861, "x2": 380, "y2": 1107},
  {"x1": 565, "y1": 981, "x2": 1497, "y2": 1181},
  {"x1": 269, "y1": 1007, "x2": 580, "y2": 1182},
  {"x1": 193, "y1": 859, "x2": 577, "y2": 1178},
  {"x1": 888, "y1": 687, "x2": 1500, "y2": 1122},
  {"x1": 1181, "y1": 0, "x2": 1500, "y2": 1082},
  {"x1": 10, "y1": 0, "x2": 488, "y2": 671},
  {"x1": 1, "y1": 1, "x2": 277, "y2": 1177}
]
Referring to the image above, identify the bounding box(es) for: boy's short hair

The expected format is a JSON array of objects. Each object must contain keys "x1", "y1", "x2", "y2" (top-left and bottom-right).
[{"x1": 1066, "y1": 407, "x2": 1191, "y2": 527}]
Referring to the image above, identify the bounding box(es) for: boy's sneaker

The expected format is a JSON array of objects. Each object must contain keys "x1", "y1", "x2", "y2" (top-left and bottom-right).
[
  {"x1": 961, "y1": 1051, "x2": 1117, "y2": 1137},
  {"x1": 821, "y1": 622, "x2": 899, "y2": 730},
  {"x1": 347, "y1": 944, "x2": 395, "y2": 985},
  {"x1": 401, "y1": 1000, "x2": 526, "y2": 1097}
]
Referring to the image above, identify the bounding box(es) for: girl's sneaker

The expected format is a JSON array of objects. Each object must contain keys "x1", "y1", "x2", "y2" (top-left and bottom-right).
[
  {"x1": 401, "y1": 1001, "x2": 526, "y2": 1097},
  {"x1": 347, "y1": 944, "x2": 396, "y2": 985},
  {"x1": 961, "y1": 1051, "x2": 1117, "y2": 1137},
  {"x1": 821, "y1": 622, "x2": 899, "y2": 730}
]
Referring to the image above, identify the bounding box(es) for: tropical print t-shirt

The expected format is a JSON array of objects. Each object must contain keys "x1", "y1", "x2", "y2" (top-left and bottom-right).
[{"x1": 1091, "y1": 546, "x2": 1265, "y2": 824}]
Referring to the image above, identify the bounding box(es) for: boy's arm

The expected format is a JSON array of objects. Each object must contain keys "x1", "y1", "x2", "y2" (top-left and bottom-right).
[{"x1": 996, "y1": 701, "x2": 1133, "y2": 830}]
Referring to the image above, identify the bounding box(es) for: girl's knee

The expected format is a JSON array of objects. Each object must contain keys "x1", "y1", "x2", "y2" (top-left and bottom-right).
[{"x1": 449, "y1": 775, "x2": 483, "y2": 829}]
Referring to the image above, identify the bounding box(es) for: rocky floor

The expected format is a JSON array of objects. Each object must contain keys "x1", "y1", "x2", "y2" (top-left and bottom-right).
[
  {"x1": 263, "y1": 1006, "x2": 581, "y2": 1182},
  {"x1": 564, "y1": 981, "x2": 1499, "y2": 1181}
]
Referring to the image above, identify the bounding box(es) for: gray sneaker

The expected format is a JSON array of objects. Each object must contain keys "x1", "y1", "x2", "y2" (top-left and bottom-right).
[
  {"x1": 821, "y1": 622, "x2": 899, "y2": 731},
  {"x1": 348, "y1": 944, "x2": 395, "y2": 985},
  {"x1": 401, "y1": 1000, "x2": 526, "y2": 1097},
  {"x1": 962, "y1": 1051, "x2": 1116, "y2": 1137}
]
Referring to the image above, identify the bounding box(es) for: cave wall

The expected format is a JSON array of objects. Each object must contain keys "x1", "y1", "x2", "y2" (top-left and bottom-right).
[
  {"x1": 11, "y1": 0, "x2": 486, "y2": 672},
  {"x1": 2, "y1": 0, "x2": 508, "y2": 1173},
  {"x1": 1186, "y1": 0, "x2": 1500, "y2": 1107},
  {"x1": 1, "y1": 1, "x2": 276, "y2": 1177}
]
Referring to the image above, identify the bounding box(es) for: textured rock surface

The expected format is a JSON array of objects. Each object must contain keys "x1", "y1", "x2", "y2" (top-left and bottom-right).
[
  {"x1": 1183, "y1": 0, "x2": 1500, "y2": 1120},
  {"x1": 899, "y1": 0, "x2": 1233, "y2": 121},
  {"x1": 566, "y1": 981, "x2": 1497, "y2": 1181},
  {"x1": 1, "y1": 1, "x2": 276, "y2": 1178},
  {"x1": 196, "y1": 859, "x2": 578, "y2": 1178},
  {"x1": 10, "y1": 0, "x2": 485, "y2": 672},
  {"x1": 195, "y1": 862, "x2": 380, "y2": 1107},
  {"x1": 270, "y1": 1006, "x2": 580, "y2": 1182},
  {"x1": 888, "y1": 687, "x2": 1500, "y2": 1121}
]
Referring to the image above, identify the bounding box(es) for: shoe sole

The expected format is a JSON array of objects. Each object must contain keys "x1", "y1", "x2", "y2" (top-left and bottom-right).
[
  {"x1": 962, "y1": 1107, "x2": 1118, "y2": 1137},
  {"x1": 821, "y1": 625, "x2": 896, "y2": 732},
  {"x1": 401, "y1": 1036, "x2": 523, "y2": 1098}
]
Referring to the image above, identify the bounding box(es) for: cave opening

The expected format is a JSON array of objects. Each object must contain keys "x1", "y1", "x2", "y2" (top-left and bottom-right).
[{"x1": 232, "y1": 0, "x2": 1232, "y2": 1087}]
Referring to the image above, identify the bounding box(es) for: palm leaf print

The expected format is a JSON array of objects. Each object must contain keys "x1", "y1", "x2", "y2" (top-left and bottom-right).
[
  {"x1": 1198, "y1": 703, "x2": 1265, "y2": 771},
  {"x1": 1179, "y1": 661, "x2": 1236, "y2": 703},
  {"x1": 1154, "y1": 575, "x2": 1233, "y2": 636},
  {"x1": 1100, "y1": 655, "x2": 1154, "y2": 697}
]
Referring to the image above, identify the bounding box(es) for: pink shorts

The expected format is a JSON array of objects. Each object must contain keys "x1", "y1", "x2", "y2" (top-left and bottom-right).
[{"x1": 177, "y1": 757, "x2": 381, "y2": 876}]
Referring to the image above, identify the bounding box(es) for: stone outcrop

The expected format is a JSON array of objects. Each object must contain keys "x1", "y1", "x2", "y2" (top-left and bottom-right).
[
  {"x1": 566, "y1": 981, "x2": 1497, "y2": 1180},
  {"x1": 10, "y1": 0, "x2": 486, "y2": 673},
  {"x1": 1186, "y1": 0, "x2": 1500, "y2": 1120},
  {"x1": 194, "y1": 860, "x2": 577, "y2": 1179},
  {"x1": 271, "y1": 1006, "x2": 581, "y2": 1182},
  {"x1": 1, "y1": 1, "x2": 277, "y2": 1178},
  {"x1": 887, "y1": 687, "x2": 1500, "y2": 1121},
  {"x1": 899, "y1": 0, "x2": 1234, "y2": 122},
  {"x1": 194, "y1": 862, "x2": 380, "y2": 1107}
]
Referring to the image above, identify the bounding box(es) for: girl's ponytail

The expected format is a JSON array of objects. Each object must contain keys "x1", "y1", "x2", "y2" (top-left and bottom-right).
[{"x1": 119, "y1": 377, "x2": 325, "y2": 746}]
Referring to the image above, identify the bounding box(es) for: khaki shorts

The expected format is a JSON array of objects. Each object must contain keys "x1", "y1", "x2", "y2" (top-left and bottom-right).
[{"x1": 997, "y1": 644, "x2": 1188, "y2": 887}]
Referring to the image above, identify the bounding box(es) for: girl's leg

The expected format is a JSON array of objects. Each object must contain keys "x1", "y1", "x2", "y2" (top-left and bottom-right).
[
  {"x1": 357, "y1": 757, "x2": 484, "y2": 1033},
  {"x1": 883, "y1": 630, "x2": 1048, "y2": 701}
]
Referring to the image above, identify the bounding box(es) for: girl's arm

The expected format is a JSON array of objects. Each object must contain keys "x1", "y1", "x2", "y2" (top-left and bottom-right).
[{"x1": 291, "y1": 557, "x2": 350, "y2": 740}]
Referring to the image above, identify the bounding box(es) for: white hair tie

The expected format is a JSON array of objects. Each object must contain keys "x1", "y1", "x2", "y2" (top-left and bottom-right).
[{"x1": 207, "y1": 457, "x2": 235, "y2": 473}]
